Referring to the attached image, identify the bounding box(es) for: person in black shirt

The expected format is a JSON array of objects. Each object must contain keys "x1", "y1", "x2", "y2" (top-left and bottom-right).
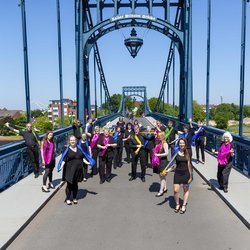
[
  {"x1": 129, "y1": 126, "x2": 146, "y2": 182},
  {"x1": 194, "y1": 120, "x2": 206, "y2": 164},
  {"x1": 116, "y1": 117, "x2": 126, "y2": 133},
  {"x1": 72, "y1": 119, "x2": 83, "y2": 141},
  {"x1": 97, "y1": 129, "x2": 117, "y2": 184},
  {"x1": 5, "y1": 122, "x2": 41, "y2": 178},
  {"x1": 113, "y1": 126, "x2": 124, "y2": 169},
  {"x1": 142, "y1": 126, "x2": 155, "y2": 168},
  {"x1": 165, "y1": 120, "x2": 178, "y2": 155},
  {"x1": 123, "y1": 122, "x2": 134, "y2": 163},
  {"x1": 177, "y1": 119, "x2": 194, "y2": 160}
]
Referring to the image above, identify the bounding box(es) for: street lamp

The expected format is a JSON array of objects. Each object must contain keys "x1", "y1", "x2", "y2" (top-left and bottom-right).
[{"x1": 124, "y1": 28, "x2": 143, "y2": 58}]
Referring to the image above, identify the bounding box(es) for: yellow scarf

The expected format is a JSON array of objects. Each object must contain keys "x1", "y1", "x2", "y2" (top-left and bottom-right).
[{"x1": 134, "y1": 134, "x2": 142, "y2": 155}]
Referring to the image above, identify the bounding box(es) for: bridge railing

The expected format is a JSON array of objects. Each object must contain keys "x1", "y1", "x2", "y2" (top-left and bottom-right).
[
  {"x1": 0, "y1": 112, "x2": 121, "y2": 191},
  {"x1": 0, "y1": 126, "x2": 73, "y2": 191},
  {"x1": 149, "y1": 112, "x2": 250, "y2": 176}
]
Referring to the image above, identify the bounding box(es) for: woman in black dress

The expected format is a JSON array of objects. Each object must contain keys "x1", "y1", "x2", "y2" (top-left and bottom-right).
[
  {"x1": 78, "y1": 133, "x2": 92, "y2": 182},
  {"x1": 59, "y1": 136, "x2": 85, "y2": 205},
  {"x1": 171, "y1": 138, "x2": 191, "y2": 214},
  {"x1": 123, "y1": 122, "x2": 134, "y2": 163}
]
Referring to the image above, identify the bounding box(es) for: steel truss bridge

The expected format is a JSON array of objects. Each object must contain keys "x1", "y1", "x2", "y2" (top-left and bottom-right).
[{"x1": 0, "y1": 0, "x2": 249, "y2": 209}]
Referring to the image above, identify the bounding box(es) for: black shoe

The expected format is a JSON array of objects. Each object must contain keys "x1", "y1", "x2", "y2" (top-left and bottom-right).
[
  {"x1": 174, "y1": 204, "x2": 180, "y2": 213},
  {"x1": 100, "y1": 180, "x2": 105, "y2": 184},
  {"x1": 106, "y1": 177, "x2": 111, "y2": 183},
  {"x1": 196, "y1": 160, "x2": 199, "y2": 164},
  {"x1": 34, "y1": 173, "x2": 39, "y2": 178},
  {"x1": 114, "y1": 165, "x2": 117, "y2": 169},
  {"x1": 223, "y1": 188, "x2": 228, "y2": 193},
  {"x1": 180, "y1": 204, "x2": 187, "y2": 214},
  {"x1": 129, "y1": 177, "x2": 136, "y2": 181},
  {"x1": 141, "y1": 177, "x2": 145, "y2": 182},
  {"x1": 218, "y1": 186, "x2": 223, "y2": 190}
]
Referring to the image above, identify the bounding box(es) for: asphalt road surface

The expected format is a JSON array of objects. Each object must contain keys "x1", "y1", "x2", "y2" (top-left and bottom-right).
[{"x1": 8, "y1": 159, "x2": 250, "y2": 250}]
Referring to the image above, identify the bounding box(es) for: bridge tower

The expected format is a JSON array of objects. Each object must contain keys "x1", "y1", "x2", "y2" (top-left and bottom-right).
[
  {"x1": 75, "y1": 0, "x2": 193, "y2": 122},
  {"x1": 118, "y1": 86, "x2": 151, "y2": 116}
]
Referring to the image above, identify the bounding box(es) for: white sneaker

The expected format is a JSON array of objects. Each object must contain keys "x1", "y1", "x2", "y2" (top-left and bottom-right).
[
  {"x1": 49, "y1": 182, "x2": 55, "y2": 189},
  {"x1": 41, "y1": 185, "x2": 49, "y2": 192},
  {"x1": 66, "y1": 200, "x2": 72, "y2": 205},
  {"x1": 83, "y1": 178, "x2": 87, "y2": 182},
  {"x1": 73, "y1": 199, "x2": 78, "y2": 204}
]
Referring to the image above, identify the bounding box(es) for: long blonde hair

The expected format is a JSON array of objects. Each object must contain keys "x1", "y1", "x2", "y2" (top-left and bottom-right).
[{"x1": 158, "y1": 131, "x2": 167, "y2": 152}]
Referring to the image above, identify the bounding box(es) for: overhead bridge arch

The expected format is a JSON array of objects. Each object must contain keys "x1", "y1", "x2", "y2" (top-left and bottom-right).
[
  {"x1": 75, "y1": 0, "x2": 192, "y2": 123},
  {"x1": 118, "y1": 86, "x2": 151, "y2": 115}
]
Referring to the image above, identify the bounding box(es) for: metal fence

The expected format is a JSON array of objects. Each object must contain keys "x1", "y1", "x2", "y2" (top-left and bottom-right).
[
  {"x1": 0, "y1": 112, "x2": 121, "y2": 191},
  {"x1": 149, "y1": 113, "x2": 250, "y2": 176},
  {"x1": 0, "y1": 126, "x2": 73, "y2": 191}
]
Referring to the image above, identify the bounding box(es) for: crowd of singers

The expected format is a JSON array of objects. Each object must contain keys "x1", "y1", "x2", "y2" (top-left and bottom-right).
[{"x1": 5, "y1": 116, "x2": 234, "y2": 212}]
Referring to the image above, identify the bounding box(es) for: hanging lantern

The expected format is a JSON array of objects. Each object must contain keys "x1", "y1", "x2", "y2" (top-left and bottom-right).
[{"x1": 124, "y1": 28, "x2": 143, "y2": 58}]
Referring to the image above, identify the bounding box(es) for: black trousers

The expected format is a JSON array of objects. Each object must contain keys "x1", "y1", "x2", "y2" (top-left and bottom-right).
[
  {"x1": 131, "y1": 149, "x2": 146, "y2": 178},
  {"x1": 91, "y1": 148, "x2": 99, "y2": 175},
  {"x1": 114, "y1": 147, "x2": 123, "y2": 168},
  {"x1": 217, "y1": 162, "x2": 232, "y2": 189},
  {"x1": 145, "y1": 148, "x2": 153, "y2": 167},
  {"x1": 27, "y1": 146, "x2": 39, "y2": 174},
  {"x1": 124, "y1": 143, "x2": 131, "y2": 162},
  {"x1": 196, "y1": 140, "x2": 205, "y2": 162},
  {"x1": 65, "y1": 181, "x2": 78, "y2": 200},
  {"x1": 99, "y1": 156, "x2": 113, "y2": 182},
  {"x1": 43, "y1": 160, "x2": 55, "y2": 185},
  {"x1": 187, "y1": 148, "x2": 192, "y2": 161},
  {"x1": 83, "y1": 162, "x2": 88, "y2": 179}
]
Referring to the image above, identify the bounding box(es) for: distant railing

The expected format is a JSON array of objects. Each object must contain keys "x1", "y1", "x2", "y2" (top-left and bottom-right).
[
  {"x1": 149, "y1": 112, "x2": 250, "y2": 176},
  {"x1": 0, "y1": 112, "x2": 122, "y2": 191}
]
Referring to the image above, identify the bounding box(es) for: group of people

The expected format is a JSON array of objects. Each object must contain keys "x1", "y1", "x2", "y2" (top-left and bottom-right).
[{"x1": 5, "y1": 116, "x2": 234, "y2": 211}]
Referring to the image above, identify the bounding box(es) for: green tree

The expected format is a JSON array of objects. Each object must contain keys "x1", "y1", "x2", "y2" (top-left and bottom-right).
[
  {"x1": 14, "y1": 113, "x2": 27, "y2": 129},
  {"x1": 54, "y1": 116, "x2": 71, "y2": 129},
  {"x1": 193, "y1": 100, "x2": 205, "y2": 122},
  {"x1": 31, "y1": 109, "x2": 43, "y2": 118},
  {"x1": 33, "y1": 115, "x2": 53, "y2": 134},
  {"x1": 136, "y1": 101, "x2": 144, "y2": 116},
  {"x1": 215, "y1": 112, "x2": 229, "y2": 129},
  {"x1": 148, "y1": 97, "x2": 159, "y2": 111},
  {"x1": 0, "y1": 116, "x2": 15, "y2": 136}
]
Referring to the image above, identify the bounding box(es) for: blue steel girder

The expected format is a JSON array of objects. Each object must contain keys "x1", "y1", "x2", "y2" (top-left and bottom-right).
[
  {"x1": 76, "y1": 0, "x2": 192, "y2": 123},
  {"x1": 119, "y1": 86, "x2": 151, "y2": 115},
  {"x1": 155, "y1": 3, "x2": 183, "y2": 113}
]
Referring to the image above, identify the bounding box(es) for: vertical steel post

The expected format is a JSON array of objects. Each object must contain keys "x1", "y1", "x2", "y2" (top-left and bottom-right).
[
  {"x1": 56, "y1": 0, "x2": 64, "y2": 127},
  {"x1": 167, "y1": 75, "x2": 169, "y2": 105},
  {"x1": 173, "y1": 46, "x2": 175, "y2": 115},
  {"x1": 94, "y1": 54, "x2": 97, "y2": 118},
  {"x1": 184, "y1": 0, "x2": 193, "y2": 121},
  {"x1": 163, "y1": 89, "x2": 165, "y2": 113},
  {"x1": 206, "y1": 0, "x2": 211, "y2": 126},
  {"x1": 239, "y1": 0, "x2": 248, "y2": 136},
  {"x1": 100, "y1": 79, "x2": 103, "y2": 116},
  {"x1": 20, "y1": 0, "x2": 31, "y2": 122}
]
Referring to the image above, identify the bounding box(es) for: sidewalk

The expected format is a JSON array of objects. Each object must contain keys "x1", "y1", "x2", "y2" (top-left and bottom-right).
[
  {"x1": 192, "y1": 148, "x2": 250, "y2": 229},
  {"x1": 0, "y1": 156, "x2": 63, "y2": 249},
  {"x1": 1, "y1": 124, "x2": 250, "y2": 249}
]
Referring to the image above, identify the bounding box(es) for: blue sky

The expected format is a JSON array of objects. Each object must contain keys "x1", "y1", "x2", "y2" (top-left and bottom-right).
[{"x1": 0, "y1": 0, "x2": 249, "y2": 110}]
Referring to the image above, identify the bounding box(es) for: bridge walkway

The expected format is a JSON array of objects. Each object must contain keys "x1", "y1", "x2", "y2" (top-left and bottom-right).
[{"x1": 0, "y1": 117, "x2": 249, "y2": 249}]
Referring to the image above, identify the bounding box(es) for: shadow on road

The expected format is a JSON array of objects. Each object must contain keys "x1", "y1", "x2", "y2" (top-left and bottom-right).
[
  {"x1": 156, "y1": 195, "x2": 176, "y2": 209},
  {"x1": 149, "y1": 182, "x2": 160, "y2": 193},
  {"x1": 77, "y1": 189, "x2": 98, "y2": 200}
]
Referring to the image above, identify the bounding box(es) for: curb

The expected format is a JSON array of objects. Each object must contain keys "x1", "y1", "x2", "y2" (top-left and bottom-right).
[
  {"x1": 1, "y1": 181, "x2": 65, "y2": 250},
  {"x1": 193, "y1": 166, "x2": 250, "y2": 230}
]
